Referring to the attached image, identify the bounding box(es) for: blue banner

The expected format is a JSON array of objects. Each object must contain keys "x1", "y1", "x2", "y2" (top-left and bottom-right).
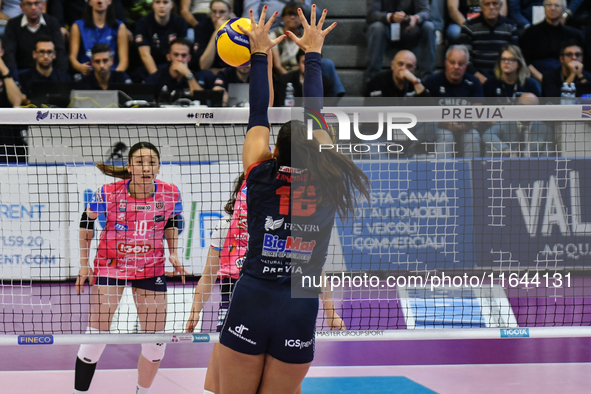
[{"x1": 339, "y1": 160, "x2": 473, "y2": 271}]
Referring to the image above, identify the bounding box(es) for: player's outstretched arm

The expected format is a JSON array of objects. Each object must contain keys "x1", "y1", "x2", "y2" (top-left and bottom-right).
[
  {"x1": 320, "y1": 269, "x2": 346, "y2": 330},
  {"x1": 186, "y1": 247, "x2": 221, "y2": 332},
  {"x1": 238, "y1": 6, "x2": 285, "y2": 172},
  {"x1": 285, "y1": 5, "x2": 336, "y2": 55}
]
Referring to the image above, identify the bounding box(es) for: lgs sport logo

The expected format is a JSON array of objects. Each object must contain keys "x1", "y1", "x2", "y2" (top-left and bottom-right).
[{"x1": 305, "y1": 108, "x2": 417, "y2": 154}]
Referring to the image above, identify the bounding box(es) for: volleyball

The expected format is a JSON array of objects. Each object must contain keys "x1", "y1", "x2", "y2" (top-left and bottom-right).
[{"x1": 216, "y1": 18, "x2": 252, "y2": 67}]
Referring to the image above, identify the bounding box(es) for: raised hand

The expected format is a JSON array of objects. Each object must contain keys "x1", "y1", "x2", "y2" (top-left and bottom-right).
[
  {"x1": 285, "y1": 5, "x2": 337, "y2": 54},
  {"x1": 238, "y1": 6, "x2": 285, "y2": 55}
]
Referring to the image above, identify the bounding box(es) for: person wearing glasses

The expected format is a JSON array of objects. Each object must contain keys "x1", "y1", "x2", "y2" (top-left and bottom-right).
[
  {"x1": 459, "y1": 0, "x2": 518, "y2": 85},
  {"x1": 520, "y1": 0, "x2": 583, "y2": 82},
  {"x1": 18, "y1": 35, "x2": 70, "y2": 99},
  {"x1": 483, "y1": 44, "x2": 540, "y2": 99},
  {"x1": 542, "y1": 39, "x2": 590, "y2": 97},
  {"x1": 2, "y1": 0, "x2": 67, "y2": 72}
]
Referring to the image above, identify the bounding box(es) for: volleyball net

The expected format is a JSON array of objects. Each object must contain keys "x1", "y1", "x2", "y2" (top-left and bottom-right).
[{"x1": 0, "y1": 103, "x2": 590, "y2": 345}]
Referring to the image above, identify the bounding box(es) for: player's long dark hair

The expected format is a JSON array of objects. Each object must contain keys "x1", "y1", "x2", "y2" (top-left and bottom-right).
[
  {"x1": 224, "y1": 173, "x2": 246, "y2": 216},
  {"x1": 276, "y1": 120, "x2": 369, "y2": 220},
  {"x1": 84, "y1": 1, "x2": 118, "y2": 29},
  {"x1": 96, "y1": 142, "x2": 160, "y2": 179}
]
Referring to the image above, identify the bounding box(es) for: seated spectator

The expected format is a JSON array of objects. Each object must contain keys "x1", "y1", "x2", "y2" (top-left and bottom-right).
[
  {"x1": 134, "y1": 0, "x2": 188, "y2": 80},
  {"x1": 520, "y1": 0, "x2": 583, "y2": 82},
  {"x1": 584, "y1": 26, "x2": 591, "y2": 73},
  {"x1": 0, "y1": 37, "x2": 25, "y2": 163},
  {"x1": 241, "y1": 0, "x2": 313, "y2": 29},
  {"x1": 366, "y1": 0, "x2": 435, "y2": 81},
  {"x1": 274, "y1": 49, "x2": 334, "y2": 106},
  {"x1": 18, "y1": 35, "x2": 70, "y2": 98},
  {"x1": 180, "y1": 0, "x2": 217, "y2": 28},
  {"x1": 76, "y1": 43, "x2": 131, "y2": 90},
  {"x1": 542, "y1": 39, "x2": 590, "y2": 97},
  {"x1": 212, "y1": 65, "x2": 250, "y2": 106},
  {"x1": 447, "y1": 0, "x2": 508, "y2": 44},
  {"x1": 70, "y1": 0, "x2": 128, "y2": 77},
  {"x1": 460, "y1": 0, "x2": 517, "y2": 84},
  {"x1": 146, "y1": 37, "x2": 214, "y2": 102},
  {"x1": 483, "y1": 44, "x2": 540, "y2": 100},
  {"x1": 47, "y1": 0, "x2": 125, "y2": 37},
  {"x1": 193, "y1": 0, "x2": 232, "y2": 74},
  {"x1": 3, "y1": 0, "x2": 67, "y2": 72},
  {"x1": 507, "y1": 0, "x2": 543, "y2": 33},
  {"x1": 270, "y1": 2, "x2": 344, "y2": 96},
  {"x1": 423, "y1": 45, "x2": 484, "y2": 158},
  {"x1": 0, "y1": 0, "x2": 22, "y2": 36},
  {"x1": 482, "y1": 93, "x2": 554, "y2": 156},
  {"x1": 365, "y1": 49, "x2": 428, "y2": 97},
  {"x1": 0, "y1": 37, "x2": 23, "y2": 106}
]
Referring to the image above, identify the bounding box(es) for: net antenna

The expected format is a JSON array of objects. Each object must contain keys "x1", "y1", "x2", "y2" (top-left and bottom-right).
[{"x1": 1, "y1": 104, "x2": 591, "y2": 347}]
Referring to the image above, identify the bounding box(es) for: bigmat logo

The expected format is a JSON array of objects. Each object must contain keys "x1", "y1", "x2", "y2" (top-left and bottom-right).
[{"x1": 262, "y1": 234, "x2": 316, "y2": 259}]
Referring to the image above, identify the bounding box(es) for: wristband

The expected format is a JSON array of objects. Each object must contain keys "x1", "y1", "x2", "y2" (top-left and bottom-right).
[
  {"x1": 1, "y1": 71, "x2": 12, "y2": 80},
  {"x1": 413, "y1": 78, "x2": 421, "y2": 86},
  {"x1": 186, "y1": 73, "x2": 195, "y2": 81}
]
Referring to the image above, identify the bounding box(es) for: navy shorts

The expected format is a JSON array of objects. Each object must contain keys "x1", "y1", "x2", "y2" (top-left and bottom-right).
[
  {"x1": 217, "y1": 277, "x2": 238, "y2": 332},
  {"x1": 219, "y1": 273, "x2": 319, "y2": 364},
  {"x1": 95, "y1": 275, "x2": 167, "y2": 292}
]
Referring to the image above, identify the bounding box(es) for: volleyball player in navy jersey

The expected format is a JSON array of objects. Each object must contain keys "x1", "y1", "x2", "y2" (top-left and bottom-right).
[{"x1": 217, "y1": 6, "x2": 369, "y2": 393}]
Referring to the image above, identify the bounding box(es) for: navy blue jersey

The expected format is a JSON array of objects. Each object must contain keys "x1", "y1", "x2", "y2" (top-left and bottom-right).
[{"x1": 243, "y1": 159, "x2": 335, "y2": 283}]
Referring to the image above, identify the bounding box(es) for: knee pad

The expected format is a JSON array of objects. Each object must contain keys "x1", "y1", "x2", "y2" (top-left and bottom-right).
[
  {"x1": 141, "y1": 342, "x2": 166, "y2": 363},
  {"x1": 77, "y1": 327, "x2": 108, "y2": 364}
]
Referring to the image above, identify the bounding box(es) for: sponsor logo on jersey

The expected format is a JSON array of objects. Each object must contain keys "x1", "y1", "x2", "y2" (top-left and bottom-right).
[
  {"x1": 117, "y1": 242, "x2": 153, "y2": 254},
  {"x1": 156, "y1": 200, "x2": 164, "y2": 209},
  {"x1": 154, "y1": 215, "x2": 166, "y2": 223},
  {"x1": 264, "y1": 216, "x2": 284, "y2": 231},
  {"x1": 133, "y1": 205, "x2": 152, "y2": 211},
  {"x1": 119, "y1": 201, "x2": 126, "y2": 211},
  {"x1": 241, "y1": 185, "x2": 247, "y2": 195},
  {"x1": 107, "y1": 258, "x2": 116, "y2": 267},
  {"x1": 114, "y1": 222, "x2": 129, "y2": 231},
  {"x1": 237, "y1": 212, "x2": 248, "y2": 229},
  {"x1": 155, "y1": 276, "x2": 164, "y2": 286},
  {"x1": 262, "y1": 234, "x2": 316, "y2": 260},
  {"x1": 279, "y1": 166, "x2": 305, "y2": 174},
  {"x1": 235, "y1": 256, "x2": 245, "y2": 269},
  {"x1": 262, "y1": 265, "x2": 303, "y2": 274},
  {"x1": 284, "y1": 222, "x2": 320, "y2": 232},
  {"x1": 284, "y1": 338, "x2": 314, "y2": 350}
]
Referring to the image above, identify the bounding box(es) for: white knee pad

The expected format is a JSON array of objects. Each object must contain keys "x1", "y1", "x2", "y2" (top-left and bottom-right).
[
  {"x1": 141, "y1": 342, "x2": 166, "y2": 363},
  {"x1": 77, "y1": 327, "x2": 108, "y2": 364}
]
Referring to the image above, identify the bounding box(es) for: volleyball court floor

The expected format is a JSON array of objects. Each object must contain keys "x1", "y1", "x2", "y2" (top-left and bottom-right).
[{"x1": 2, "y1": 282, "x2": 591, "y2": 393}]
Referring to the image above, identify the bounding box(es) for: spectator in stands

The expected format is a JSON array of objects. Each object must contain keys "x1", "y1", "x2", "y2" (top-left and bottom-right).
[
  {"x1": 18, "y1": 35, "x2": 70, "y2": 98},
  {"x1": 365, "y1": 0, "x2": 436, "y2": 81},
  {"x1": 47, "y1": 0, "x2": 125, "y2": 39},
  {"x1": 270, "y1": 2, "x2": 344, "y2": 96},
  {"x1": 460, "y1": 0, "x2": 518, "y2": 84},
  {"x1": 134, "y1": 0, "x2": 188, "y2": 81},
  {"x1": 542, "y1": 39, "x2": 590, "y2": 97},
  {"x1": 3, "y1": 0, "x2": 67, "y2": 72},
  {"x1": 274, "y1": 48, "x2": 334, "y2": 106},
  {"x1": 70, "y1": 0, "x2": 129, "y2": 77},
  {"x1": 507, "y1": 0, "x2": 543, "y2": 33},
  {"x1": 180, "y1": 0, "x2": 219, "y2": 28},
  {"x1": 213, "y1": 65, "x2": 249, "y2": 105},
  {"x1": 447, "y1": 0, "x2": 508, "y2": 44},
  {"x1": 0, "y1": 37, "x2": 25, "y2": 163},
  {"x1": 586, "y1": 27, "x2": 591, "y2": 73},
  {"x1": 520, "y1": 0, "x2": 583, "y2": 82},
  {"x1": 423, "y1": 45, "x2": 484, "y2": 158},
  {"x1": 0, "y1": 37, "x2": 23, "y2": 106},
  {"x1": 241, "y1": 0, "x2": 313, "y2": 29},
  {"x1": 193, "y1": 0, "x2": 232, "y2": 74},
  {"x1": 76, "y1": 43, "x2": 131, "y2": 90},
  {"x1": 146, "y1": 37, "x2": 214, "y2": 101},
  {"x1": 0, "y1": 0, "x2": 22, "y2": 35},
  {"x1": 482, "y1": 93, "x2": 554, "y2": 156},
  {"x1": 365, "y1": 49, "x2": 428, "y2": 97},
  {"x1": 483, "y1": 45, "x2": 540, "y2": 99}
]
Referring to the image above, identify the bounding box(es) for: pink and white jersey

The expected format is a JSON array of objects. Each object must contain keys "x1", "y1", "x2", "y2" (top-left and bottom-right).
[
  {"x1": 219, "y1": 180, "x2": 248, "y2": 279},
  {"x1": 88, "y1": 179, "x2": 182, "y2": 280}
]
